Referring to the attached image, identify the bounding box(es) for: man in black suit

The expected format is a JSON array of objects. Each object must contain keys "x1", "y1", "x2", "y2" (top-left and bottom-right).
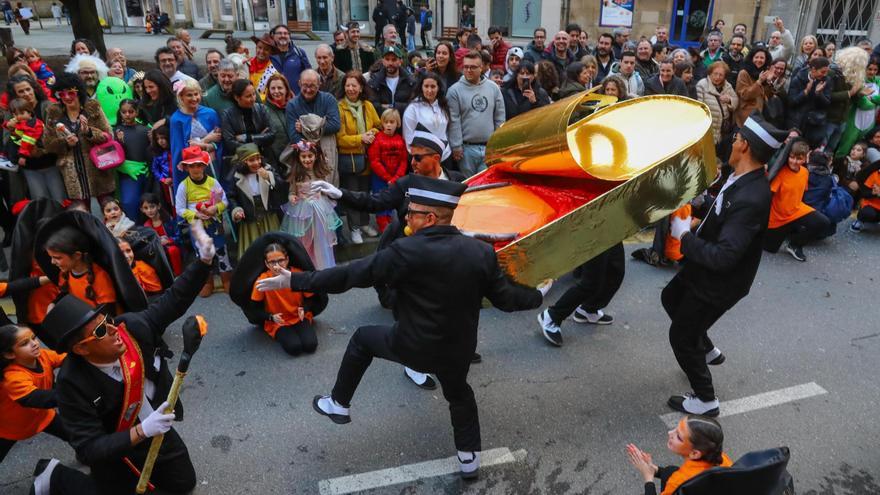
[
  {"x1": 257, "y1": 176, "x2": 547, "y2": 480},
  {"x1": 310, "y1": 130, "x2": 466, "y2": 389},
  {"x1": 36, "y1": 238, "x2": 216, "y2": 494},
  {"x1": 663, "y1": 113, "x2": 785, "y2": 416}
]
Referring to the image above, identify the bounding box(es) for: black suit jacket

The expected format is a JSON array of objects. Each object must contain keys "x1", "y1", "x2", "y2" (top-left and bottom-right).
[
  {"x1": 644, "y1": 75, "x2": 690, "y2": 97},
  {"x1": 290, "y1": 225, "x2": 542, "y2": 370},
  {"x1": 55, "y1": 260, "x2": 211, "y2": 471},
  {"x1": 678, "y1": 167, "x2": 771, "y2": 309}
]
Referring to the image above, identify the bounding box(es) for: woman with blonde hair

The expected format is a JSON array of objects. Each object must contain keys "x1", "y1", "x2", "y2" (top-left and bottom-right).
[
  {"x1": 791, "y1": 35, "x2": 818, "y2": 74},
  {"x1": 835, "y1": 47, "x2": 880, "y2": 157},
  {"x1": 169, "y1": 77, "x2": 223, "y2": 187}
]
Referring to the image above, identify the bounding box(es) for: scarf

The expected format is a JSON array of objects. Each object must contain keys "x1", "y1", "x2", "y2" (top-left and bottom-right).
[
  {"x1": 107, "y1": 214, "x2": 136, "y2": 238},
  {"x1": 345, "y1": 98, "x2": 366, "y2": 135}
]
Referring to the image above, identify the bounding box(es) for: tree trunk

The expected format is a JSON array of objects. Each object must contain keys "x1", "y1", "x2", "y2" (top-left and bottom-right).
[{"x1": 61, "y1": 0, "x2": 107, "y2": 59}]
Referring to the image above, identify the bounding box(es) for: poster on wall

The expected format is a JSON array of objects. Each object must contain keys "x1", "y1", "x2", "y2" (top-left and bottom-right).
[
  {"x1": 599, "y1": 0, "x2": 634, "y2": 27},
  {"x1": 511, "y1": 0, "x2": 542, "y2": 38}
]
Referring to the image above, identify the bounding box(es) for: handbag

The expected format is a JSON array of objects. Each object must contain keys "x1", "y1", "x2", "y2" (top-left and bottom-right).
[
  {"x1": 89, "y1": 132, "x2": 125, "y2": 170},
  {"x1": 340, "y1": 153, "x2": 367, "y2": 175},
  {"x1": 713, "y1": 94, "x2": 734, "y2": 136}
]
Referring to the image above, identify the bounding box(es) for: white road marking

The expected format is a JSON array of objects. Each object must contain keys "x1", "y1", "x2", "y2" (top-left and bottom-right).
[
  {"x1": 660, "y1": 382, "x2": 828, "y2": 427},
  {"x1": 317, "y1": 447, "x2": 527, "y2": 495}
]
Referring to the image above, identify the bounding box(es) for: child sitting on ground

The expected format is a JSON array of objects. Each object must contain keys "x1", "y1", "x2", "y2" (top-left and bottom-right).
[
  {"x1": 101, "y1": 197, "x2": 136, "y2": 238},
  {"x1": 43, "y1": 226, "x2": 118, "y2": 312},
  {"x1": 117, "y1": 238, "x2": 162, "y2": 297},
  {"x1": 626, "y1": 415, "x2": 732, "y2": 495},
  {"x1": 3, "y1": 98, "x2": 44, "y2": 169}
]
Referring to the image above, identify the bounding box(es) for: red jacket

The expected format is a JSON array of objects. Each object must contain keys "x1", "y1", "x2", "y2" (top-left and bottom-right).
[
  {"x1": 7, "y1": 117, "x2": 44, "y2": 158},
  {"x1": 367, "y1": 131, "x2": 408, "y2": 184},
  {"x1": 490, "y1": 39, "x2": 512, "y2": 70}
]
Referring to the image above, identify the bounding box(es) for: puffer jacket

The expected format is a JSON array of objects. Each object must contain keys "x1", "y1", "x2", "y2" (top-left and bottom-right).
[
  {"x1": 696, "y1": 77, "x2": 739, "y2": 144},
  {"x1": 220, "y1": 102, "x2": 275, "y2": 159},
  {"x1": 336, "y1": 99, "x2": 382, "y2": 155}
]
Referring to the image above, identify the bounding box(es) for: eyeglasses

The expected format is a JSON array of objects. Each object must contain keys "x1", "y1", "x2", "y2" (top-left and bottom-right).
[
  {"x1": 405, "y1": 208, "x2": 432, "y2": 217},
  {"x1": 266, "y1": 257, "x2": 289, "y2": 266},
  {"x1": 77, "y1": 314, "x2": 115, "y2": 345},
  {"x1": 410, "y1": 153, "x2": 438, "y2": 162},
  {"x1": 462, "y1": 64, "x2": 481, "y2": 71},
  {"x1": 56, "y1": 89, "x2": 78, "y2": 99}
]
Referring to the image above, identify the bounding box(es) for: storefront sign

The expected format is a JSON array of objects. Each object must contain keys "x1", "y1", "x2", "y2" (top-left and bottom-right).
[{"x1": 599, "y1": 0, "x2": 634, "y2": 28}]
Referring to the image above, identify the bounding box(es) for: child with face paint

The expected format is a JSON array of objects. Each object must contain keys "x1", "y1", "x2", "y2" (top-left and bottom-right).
[
  {"x1": 117, "y1": 238, "x2": 162, "y2": 296},
  {"x1": 626, "y1": 415, "x2": 732, "y2": 494},
  {"x1": 0, "y1": 324, "x2": 69, "y2": 463},
  {"x1": 44, "y1": 226, "x2": 118, "y2": 313}
]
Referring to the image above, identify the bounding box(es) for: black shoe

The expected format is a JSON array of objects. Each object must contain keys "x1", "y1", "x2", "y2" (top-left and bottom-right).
[
  {"x1": 537, "y1": 310, "x2": 563, "y2": 346},
  {"x1": 312, "y1": 395, "x2": 351, "y2": 424},
  {"x1": 471, "y1": 352, "x2": 482, "y2": 364},
  {"x1": 707, "y1": 353, "x2": 726, "y2": 366},
  {"x1": 785, "y1": 243, "x2": 806, "y2": 262},
  {"x1": 31, "y1": 458, "x2": 59, "y2": 495},
  {"x1": 631, "y1": 247, "x2": 659, "y2": 266},
  {"x1": 404, "y1": 368, "x2": 437, "y2": 390}
]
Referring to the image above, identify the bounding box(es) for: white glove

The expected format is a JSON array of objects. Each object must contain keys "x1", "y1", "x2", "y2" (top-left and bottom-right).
[
  {"x1": 536, "y1": 279, "x2": 554, "y2": 298},
  {"x1": 310, "y1": 180, "x2": 342, "y2": 199},
  {"x1": 140, "y1": 402, "x2": 175, "y2": 438},
  {"x1": 670, "y1": 216, "x2": 692, "y2": 240},
  {"x1": 256, "y1": 267, "x2": 292, "y2": 292}
]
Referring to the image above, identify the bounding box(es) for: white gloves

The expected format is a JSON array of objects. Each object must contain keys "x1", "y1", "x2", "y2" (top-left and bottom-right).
[
  {"x1": 191, "y1": 220, "x2": 216, "y2": 263},
  {"x1": 140, "y1": 402, "x2": 174, "y2": 438},
  {"x1": 670, "y1": 216, "x2": 692, "y2": 240},
  {"x1": 256, "y1": 267, "x2": 292, "y2": 292},
  {"x1": 310, "y1": 180, "x2": 342, "y2": 199},
  {"x1": 536, "y1": 279, "x2": 554, "y2": 297}
]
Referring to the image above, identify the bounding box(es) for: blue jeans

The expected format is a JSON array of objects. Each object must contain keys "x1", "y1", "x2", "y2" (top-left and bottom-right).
[
  {"x1": 118, "y1": 174, "x2": 147, "y2": 221},
  {"x1": 457, "y1": 144, "x2": 487, "y2": 178},
  {"x1": 407, "y1": 34, "x2": 416, "y2": 52}
]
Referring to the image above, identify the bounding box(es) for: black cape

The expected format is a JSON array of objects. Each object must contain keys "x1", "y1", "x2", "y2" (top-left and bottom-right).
[
  {"x1": 229, "y1": 232, "x2": 328, "y2": 325},
  {"x1": 34, "y1": 210, "x2": 148, "y2": 312},
  {"x1": 675, "y1": 447, "x2": 793, "y2": 495},
  {"x1": 120, "y1": 226, "x2": 175, "y2": 290},
  {"x1": 10, "y1": 198, "x2": 63, "y2": 324}
]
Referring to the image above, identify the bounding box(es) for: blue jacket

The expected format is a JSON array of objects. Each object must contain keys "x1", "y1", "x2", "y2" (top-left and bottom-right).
[
  {"x1": 169, "y1": 106, "x2": 223, "y2": 190},
  {"x1": 271, "y1": 45, "x2": 311, "y2": 95},
  {"x1": 284, "y1": 92, "x2": 341, "y2": 143}
]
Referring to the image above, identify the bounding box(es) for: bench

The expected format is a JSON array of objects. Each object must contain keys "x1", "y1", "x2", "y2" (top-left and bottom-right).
[
  {"x1": 440, "y1": 26, "x2": 460, "y2": 41},
  {"x1": 287, "y1": 21, "x2": 321, "y2": 41},
  {"x1": 199, "y1": 29, "x2": 234, "y2": 39}
]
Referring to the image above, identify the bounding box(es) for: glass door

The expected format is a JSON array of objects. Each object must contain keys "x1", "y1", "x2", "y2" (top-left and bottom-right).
[
  {"x1": 310, "y1": 0, "x2": 329, "y2": 31},
  {"x1": 669, "y1": 0, "x2": 714, "y2": 48},
  {"x1": 191, "y1": 0, "x2": 212, "y2": 27}
]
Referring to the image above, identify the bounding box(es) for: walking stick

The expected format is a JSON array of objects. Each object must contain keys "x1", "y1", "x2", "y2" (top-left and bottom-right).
[{"x1": 136, "y1": 315, "x2": 208, "y2": 494}]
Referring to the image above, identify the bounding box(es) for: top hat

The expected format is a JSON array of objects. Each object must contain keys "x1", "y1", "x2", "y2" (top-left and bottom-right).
[{"x1": 41, "y1": 294, "x2": 105, "y2": 351}]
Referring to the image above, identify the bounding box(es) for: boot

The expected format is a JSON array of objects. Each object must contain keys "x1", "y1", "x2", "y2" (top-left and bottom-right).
[
  {"x1": 199, "y1": 274, "x2": 214, "y2": 298},
  {"x1": 220, "y1": 272, "x2": 232, "y2": 293}
]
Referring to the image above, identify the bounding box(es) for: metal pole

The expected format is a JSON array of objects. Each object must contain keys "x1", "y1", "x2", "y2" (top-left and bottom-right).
[{"x1": 32, "y1": 1, "x2": 42, "y2": 29}]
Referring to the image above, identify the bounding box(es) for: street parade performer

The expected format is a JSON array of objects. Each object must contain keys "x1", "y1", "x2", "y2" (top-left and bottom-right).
[
  {"x1": 663, "y1": 112, "x2": 786, "y2": 416},
  {"x1": 257, "y1": 175, "x2": 551, "y2": 480},
  {"x1": 31, "y1": 234, "x2": 216, "y2": 495}
]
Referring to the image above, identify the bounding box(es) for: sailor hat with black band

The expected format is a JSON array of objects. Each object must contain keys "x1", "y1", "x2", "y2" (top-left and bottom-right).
[
  {"x1": 410, "y1": 123, "x2": 446, "y2": 155},
  {"x1": 739, "y1": 111, "x2": 788, "y2": 159},
  {"x1": 406, "y1": 175, "x2": 467, "y2": 209}
]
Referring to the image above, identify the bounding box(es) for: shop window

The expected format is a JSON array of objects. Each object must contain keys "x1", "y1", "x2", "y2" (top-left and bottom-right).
[{"x1": 491, "y1": 0, "x2": 541, "y2": 37}]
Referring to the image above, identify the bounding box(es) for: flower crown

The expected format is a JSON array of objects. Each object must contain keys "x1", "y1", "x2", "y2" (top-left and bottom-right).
[{"x1": 295, "y1": 140, "x2": 317, "y2": 152}]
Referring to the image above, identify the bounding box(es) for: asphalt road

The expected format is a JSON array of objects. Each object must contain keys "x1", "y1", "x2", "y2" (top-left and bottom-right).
[{"x1": 2, "y1": 230, "x2": 880, "y2": 494}]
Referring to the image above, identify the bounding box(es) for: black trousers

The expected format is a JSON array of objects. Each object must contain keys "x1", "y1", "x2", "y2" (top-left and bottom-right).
[
  {"x1": 0, "y1": 414, "x2": 68, "y2": 463},
  {"x1": 857, "y1": 206, "x2": 880, "y2": 223},
  {"x1": 276, "y1": 320, "x2": 318, "y2": 356},
  {"x1": 331, "y1": 325, "x2": 481, "y2": 451},
  {"x1": 662, "y1": 276, "x2": 728, "y2": 401},
  {"x1": 763, "y1": 210, "x2": 831, "y2": 252},
  {"x1": 547, "y1": 242, "x2": 625, "y2": 324},
  {"x1": 339, "y1": 172, "x2": 371, "y2": 228}
]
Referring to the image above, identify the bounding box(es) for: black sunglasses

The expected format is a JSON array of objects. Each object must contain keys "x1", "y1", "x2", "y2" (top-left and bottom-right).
[
  {"x1": 411, "y1": 153, "x2": 438, "y2": 162},
  {"x1": 405, "y1": 208, "x2": 432, "y2": 217}
]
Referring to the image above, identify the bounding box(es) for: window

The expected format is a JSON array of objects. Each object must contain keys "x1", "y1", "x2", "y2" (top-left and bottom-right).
[
  {"x1": 350, "y1": 0, "x2": 368, "y2": 21},
  {"x1": 491, "y1": 0, "x2": 542, "y2": 38},
  {"x1": 252, "y1": 0, "x2": 269, "y2": 22},
  {"x1": 222, "y1": 0, "x2": 233, "y2": 17},
  {"x1": 173, "y1": 0, "x2": 184, "y2": 16}
]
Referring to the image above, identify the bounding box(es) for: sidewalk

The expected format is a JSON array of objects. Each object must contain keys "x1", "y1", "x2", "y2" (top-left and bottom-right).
[{"x1": 5, "y1": 23, "x2": 329, "y2": 66}]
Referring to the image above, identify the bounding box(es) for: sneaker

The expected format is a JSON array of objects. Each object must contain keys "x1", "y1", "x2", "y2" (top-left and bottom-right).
[
  {"x1": 850, "y1": 220, "x2": 862, "y2": 233},
  {"x1": 458, "y1": 451, "x2": 480, "y2": 480},
  {"x1": 785, "y1": 243, "x2": 806, "y2": 262},
  {"x1": 537, "y1": 310, "x2": 563, "y2": 346},
  {"x1": 404, "y1": 367, "x2": 437, "y2": 390},
  {"x1": 31, "y1": 458, "x2": 59, "y2": 495},
  {"x1": 667, "y1": 392, "x2": 720, "y2": 416},
  {"x1": 350, "y1": 228, "x2": 364, "y2": 244},
  {"x1": 361, "y1": 225, "x2": 379, "y2": 237},
  {"x1": 312, "y1": 395, "x2": 351, "y2": 424},
  {"x1": 572, "y1": 307, "x2": 614, "y2": 325},
  {"x1": 705, "y1": 347, "x2": 726, "y2": 365}
]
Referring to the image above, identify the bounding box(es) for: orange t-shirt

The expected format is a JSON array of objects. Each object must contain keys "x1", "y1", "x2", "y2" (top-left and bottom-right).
[
  {"x1": 250, "y1": 269, "x2": 313, "y2": 338},
  {"x1": 132, "y1": 261, "x2": 163, "y2": 295},
  {"x1": 62, "y1": 263, "x2": 117, "y2": 308},
  {"x1": 0, "y1": 349, "x2": 66, "y2": 440},
  {"x1": 28, "y1": 264, "x2": 59, "y2": 325},
  {"x1": 768, "y1": 165, "x2": 814, "y2": 229},
  {"x1": 861, "y1": 170, "x2": 880, "y2": 211},
  {"x1": 660, "y1": 453, "x2": 733, "y2": 495},
  {"x1": 664, "y1": 204, "x2": 693, "y2": 262}
]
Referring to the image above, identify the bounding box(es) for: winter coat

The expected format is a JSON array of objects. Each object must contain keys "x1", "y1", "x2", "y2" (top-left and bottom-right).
[
  {"x1": 502, "y1": 83, "x2": 550, "y2": 120},
  {"x1": 490, "y1": 39, "x2": 512, "y2": 71},
  {"x1": 42, "y1": 100, "x2": 114, "y2": 200},
  {"x1": 221, "y1": 102, "x2": 275, "y2": 159},
  {"x1": 271, "y1": 44, "x2": 312, "y2": 95},
  {"x1": 336, "y1": 99, "x2": 382, "y2": 155},
  {"x1": 735, "y1": 70, "x2": 773, "y2": 127},
  {"x1": 644, "y1": 75, "x2": 689, "y2": 97},
  {"x1": 367, "y1": 69, "x2": 417, "y2": 116},
  {"x1": 556, "y1": 79, "x2": 587, "y2": 100},
  {"x1": 786, "y1": 68, "x2": 832, "y2": 132},
  {"x1": 696, "y1": 78, "x2": 739, "y2": 144},
  {"x1": 264, "y1": 99, "x2": 290, "y2": 170},
  {"x1": 522, "y1": 41, "x2": 545, "y2": 64}
]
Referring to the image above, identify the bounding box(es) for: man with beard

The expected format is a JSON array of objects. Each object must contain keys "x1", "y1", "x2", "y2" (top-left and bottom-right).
[
  {"x1": 202, "y1": 59, "x2": 239, "y2": 115},
  {"x1": 65, "y1": 56, "x2": 105, "y2": 99},
  {"x1": 155, "y1": 47, "x2": 194, "y2": 85},
  {"x1": 487, "y1": 26, "x2": 512, "y2": 71},
  {"x1": 270, "y1": 23, "x2": 312, "y2": 94},
  {"x1": 523, "y1": 27, "x2": 547, "y2": 63},
  {"x1": 335, "y1": 21, "x2": 375, "y2": 73},
  {"x1": 634, "y1": 39, "x2": 659, "y2": 80},
  {"x1": 663, "y1": 113, "x2": 783, "y2": 416},
  {"x1": 650, "y1": 25, "x2": 669, "y2": 49},
  {"x1": 314, "y1": 44, "x2": 345, "y2": 96},
  {"x1": 723, "y1": 35, "x2": 747, "y2": 85},
  {"x1": 167, "y1": 37, "x2": 200, "y2": 80},
  {"x1": 595, "y1": 33, "x2": 616, "y2": 82},
  {"x1": 542, "y1": 31, "x2": 575, "y2": 81},
  {"x1": 566, "y1": 23, "x2": 590, "y2": 60},
  {"x1": 368, "y1": 46, "x2": 416, "y2": 116},
  {"x1": 199, "y1": 49, "x2": 223, "y2": 92}
]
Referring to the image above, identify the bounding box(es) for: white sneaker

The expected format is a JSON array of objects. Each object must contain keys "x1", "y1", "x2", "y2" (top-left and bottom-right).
[
  {"x1": 32, "y1": 458, "x2": 60, "y2": 495},
  {"x1": 312, "y1": 395, "x2": 351, "y2": 424},
  {"x1": 667, "y1": 392, "x2": 720, "y2": 416},
  {"x1": 361, "y1": 225, "x2": 379, "y2": 237},
  {"x1": 571, "y1": 307, "x2": 614, "y2": 325},
  {"x1": 350, "y1": 228, "x2": 364, "y2": 244},
  {"x1": 537, "y1": 310, "x2": 563, "y2": 346},
  {"x1": 458, "y1": 451, "x2": 480, "y2": 480}
]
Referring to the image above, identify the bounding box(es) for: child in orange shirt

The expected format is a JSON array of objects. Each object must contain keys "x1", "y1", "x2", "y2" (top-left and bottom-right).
[
  {"x1": 118, "y1": 238, "x2": 163, "y2": 296},
  {"x1": 249, "y1": 242, "x2": 318, "y2": 356},
  {"x1": 852, "y1": 149, "x2": 880, "y2": 231},
  {"x1": 0, "y1": 324, "x2": 69, "y2": 463},
  {"x1": 44, "y1": 226, "x2": 118, "y2": 313},
  {"x1": 763, "y1": 140, "x2": 831, "y2": 262},
  {"x1": 626, "y1": 415, "x2": 733, "y2": 495}
]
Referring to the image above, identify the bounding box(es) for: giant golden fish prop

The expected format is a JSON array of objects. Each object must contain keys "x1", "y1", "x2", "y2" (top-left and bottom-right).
[{"x1": 451, "y1": 93, "x2": 717, "y2": 286}]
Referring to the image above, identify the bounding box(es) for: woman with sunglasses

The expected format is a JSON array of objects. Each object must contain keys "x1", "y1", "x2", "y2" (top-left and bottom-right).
[{"x1": 42, "y1": 72, "x2": 115, "y2": 208}]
